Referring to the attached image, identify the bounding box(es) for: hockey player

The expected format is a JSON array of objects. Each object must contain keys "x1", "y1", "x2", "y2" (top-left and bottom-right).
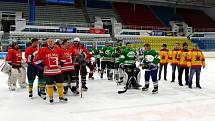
[
  {"x1": 54, "y1": 39, "x2": 62, "y2": 48},
  {"x1": 6, "y1": 41, "x2": 27, "y2": 91},
  {"x1": 137, "y1": 47, "x2": 145, "y2": 60},
  {"x1": 1, "y1": 43, "x2": 13, "y2": 81},
  {"x1": 119, "y1": 43, "x2": 141, "y2": 89},
  {"x1": 25, "y1": 38, "x2": 46, "y2": 99},
  {"x1": 70, "y1": 37, "x2": 90, "y2": 91},
  {"x1": 168, "y1": 43, "x2": 180, "y2": 82},
  {"x1": 158, "y1": 44, "x2": 169, "y2": 81},
  {"x1": 100, "y1": 41, "x2": 115, "y2": 80},
  {"x1": 187, "y1": 44, "x2": 206, "y2": 89},
  {"x1": 37, "y1": 38, "x2": 67, "y2": 103},
  {"x1": 141, "y1": 43, "x2": 160, "y2": 94},
  {"x1": 177, "y1": 43, "x2": 190, "y2": 86},
  {"x1": 60, "y1": 39, "x2": 78, "y2": 95},
  {"x1": 112, "y1": 47, "x2": 124, "y2": 84},
  {"x1": 89, "y1": 42, "x2": 101, "y2": 72},
  {"x1": 87, "y1": 52, "x2": 95, "y2": 80}
]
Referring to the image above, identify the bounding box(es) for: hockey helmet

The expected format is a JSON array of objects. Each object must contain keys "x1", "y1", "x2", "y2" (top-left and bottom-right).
[{"x1": 73, "y1": 37, "x2": 81, "y2": 42}]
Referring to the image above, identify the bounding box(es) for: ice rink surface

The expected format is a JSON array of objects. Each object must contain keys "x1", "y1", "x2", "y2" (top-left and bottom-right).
[{"x1": 0, "y1": 58, "x2": 215, "y2": 121}]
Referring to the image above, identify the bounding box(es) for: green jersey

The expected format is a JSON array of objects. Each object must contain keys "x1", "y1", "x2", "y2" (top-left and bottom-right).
[
  {"x1": 112, "y1": 49, "x2": 121, "y2": 63},
  {"x1": 90, "y1": 48, "x2": 100, "y2": 58},
  {"x1": 119, "y1": 47, "x2": 136, "y2": 65},
  {"x1": 100, "y1": 46, "x2": 115, "y2": 61},
  {"x1": 141, "y1": 49, "x2": 160, "y2": 69}
]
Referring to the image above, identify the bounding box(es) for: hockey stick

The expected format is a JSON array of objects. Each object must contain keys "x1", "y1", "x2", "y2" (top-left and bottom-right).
[
  {"x1": 0, "y1": 61, "x2": 5, "y2": 68},
  {"x1": 118, "y1": 76, "x2": 133, "y2": 94},
  {"x1": 79, "y1": 65, "x2": 83, "y2": 98},
  {"x1": 0, "y1": 42, "x2": 6, "y2": 68}
]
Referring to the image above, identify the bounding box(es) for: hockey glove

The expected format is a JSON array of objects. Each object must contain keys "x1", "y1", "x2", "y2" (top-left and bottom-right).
[
  {"x1": 60, "y1": 61, "x2": 65, "y2": 67},
  {"x1": 120, "y1": 64, "x2": 124, "y2": 69}
]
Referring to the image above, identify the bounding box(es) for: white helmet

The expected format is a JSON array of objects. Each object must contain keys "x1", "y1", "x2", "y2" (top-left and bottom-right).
[
  {"x1": 73, "y1": 37, "x2": 80, "y2": 42},
  {"x1": 55, "y1": 39, "x2": 62, "y2": 45},
  {"x1": 90, "y1": 57, "x2": 96, "y2": 63}
]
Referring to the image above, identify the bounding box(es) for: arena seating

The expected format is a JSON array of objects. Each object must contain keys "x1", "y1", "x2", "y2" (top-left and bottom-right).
[
  {"x1": 140, "y1": 36, "x2": 193, "y2": 50},
  {"x1": 0, "y1": 1, "x2": 86, "y2": 23},
  {"x1": 0, "y1": 0, "x2": 27, "y2": 3},
  {"x1": 86, "y1": 0, "x2": 118, "y2": 22},
  {"x1": 36, "y1": 5, "x2": 86, "y2": 23},
  {"x1": 192, "y1": 38, "x2": 215, "y2": 50},
  {"x1": 113, "y1": 2, "x2": 164, "y2": 27},
  {"x1": 0, "y1": 1, "x2": 29, "y2": 20},
  {"x1": 176, "y1": 8, "x2": 215, "y2": 28},
  {"x1": 150, "y1": 6, "x2": 183, "y2": 27},
  {"x1": 87, "y1": 0, "x2": 112, "y2": 9}
]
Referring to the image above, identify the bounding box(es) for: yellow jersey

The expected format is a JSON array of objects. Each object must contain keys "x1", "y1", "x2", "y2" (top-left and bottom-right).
[
  {"x1": 177, "y1": 49, "x2": 189, "y2": 67},
  {"x1": 159, "y1": 49, "x2": 169, "y2": 64},
  {"x1": 168, "y1": 49, "x2": 180, "y2": 65},
  {"x1": 187, "y1": 50, "x2": 206, "y2": 68}
]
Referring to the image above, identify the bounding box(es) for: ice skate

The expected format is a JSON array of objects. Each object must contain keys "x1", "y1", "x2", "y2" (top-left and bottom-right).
[
  {"x1": 29, "y1": 91, "x2": 33, "y2": 98},
  {"x1": 142, "y1": 86, "x2": 149, "y2": 91},
  {"x1": 82, "y1": 84, "x2": 88, "y2": 91},
  {"x1": 9, "y1": 85, "x2": 16, "y2": 91},
  {"x1": 88, "y1": 77, "x2": 94, "y2": 80},
  {"x1": 49, "y1": 98, "x2": 54, "y2": 103},
  {"x1": 19, "y1": 82, "x2": 27, "y2": 88},
  {"x1": 152, "y1": 88, "x2": 158, "y2": 94},
  {"x1": 59, "y1": 97, "x2": 68, "y2": 102},
  {"x1": 71, "y1": 87, "x2": 79, "y2": 95},
  {"x1": 39, "y1": 91, "x2": 46, "y2": 100}
]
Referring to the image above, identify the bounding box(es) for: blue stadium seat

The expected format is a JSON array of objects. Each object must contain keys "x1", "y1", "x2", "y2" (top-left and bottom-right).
[
  {"x1": 150, "y1": 6, "x2": 183, "y2": 27},
  {"x1": 192, "y1": 38, "x2": 215, "y2": 50},
  {"x1": 87, "y1": 0, "x2": 112, "y2": 9},
  {"x1": 0, "y1": 0, "x2": 28, "y2": 3}
]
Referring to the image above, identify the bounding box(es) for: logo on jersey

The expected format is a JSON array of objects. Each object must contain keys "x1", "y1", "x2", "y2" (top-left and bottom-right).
[
  {"x1": 145, "y1": 55, "x2": 154, "y2": 62},
  {"x1": 127, "y1": 51, "x2": 135, "y2": 58},
  {"x1": 195, "y1": 55, "x2": 201, "y2": 61},
  {"x1": 105, "y1": 50, "x2": 111, "y2": 55}
]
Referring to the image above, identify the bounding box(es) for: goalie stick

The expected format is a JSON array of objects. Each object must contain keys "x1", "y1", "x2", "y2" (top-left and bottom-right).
[
  {"x1": 118, "y1": 75, "x2": 133, "y2": 94},
  {"x1": 118, "y1": 63, "x2": 144, "y2": 94}
]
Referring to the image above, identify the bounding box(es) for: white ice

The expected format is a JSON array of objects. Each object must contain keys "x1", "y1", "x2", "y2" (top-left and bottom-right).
[{"x1": 0, "y1": 58, "x2": 215, "y2": 121}]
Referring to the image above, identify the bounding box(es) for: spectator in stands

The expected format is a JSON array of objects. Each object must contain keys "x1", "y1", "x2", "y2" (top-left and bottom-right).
[
  {"x1": 187, "y1": 44, "x2": 206, "y2": 89},
  {"x1": 158, "y1": 44, "x2": 169, "y2": 81},
  {"x1": 168, "y1": 43, "x2": 180, "y2": 82}
]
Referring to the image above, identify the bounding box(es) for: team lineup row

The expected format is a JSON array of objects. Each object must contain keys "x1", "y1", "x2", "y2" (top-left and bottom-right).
[{"x1": 1, "y1": 38, "x2": 206, "y2": 103}]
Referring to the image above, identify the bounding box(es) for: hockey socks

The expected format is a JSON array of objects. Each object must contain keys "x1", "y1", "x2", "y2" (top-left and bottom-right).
[
  {"x1": 37, "y1": 79, "x2": 46, "y2": 99},
  {"x1": 56, "y1": 83, "x2": 64, "y2": 98},
  {"x1": 47, "y1": 84, "x2": 54, "y2": 100},
  {"x1": 57, "y1": 83, "x2": 68, "y2": 102},
  {"x1": 38, "y1": 79, "x2": 46, "y2": 91},
  {"x1": 28, "y1": 80, "x2": 34, "y2": 97}
]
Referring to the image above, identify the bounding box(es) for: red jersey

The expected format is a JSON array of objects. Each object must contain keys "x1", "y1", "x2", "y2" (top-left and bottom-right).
[
  {"x1": 25, "y1": 46, "x2": 38, "y2": 63},
  {"x1": 37, "y1": 46, "x2": 64, "y2": 76},
  {"x1": 70, "y1": 45, "x2": 91, "y2": 65},
  {"x1": 60, "y1": 48, "x2": 74, "y2": 72},
  {"x1": 5, "y1": 47, "x2": 13, "y2": 63},
  {"x1": 6, "y1": 48, "x2": 22, "y2": 66}
]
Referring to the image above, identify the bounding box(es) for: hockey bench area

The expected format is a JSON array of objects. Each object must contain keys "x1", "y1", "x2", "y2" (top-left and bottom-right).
[{"x1": 0, "y1": 53, "x2": 215, "y2": 121}]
